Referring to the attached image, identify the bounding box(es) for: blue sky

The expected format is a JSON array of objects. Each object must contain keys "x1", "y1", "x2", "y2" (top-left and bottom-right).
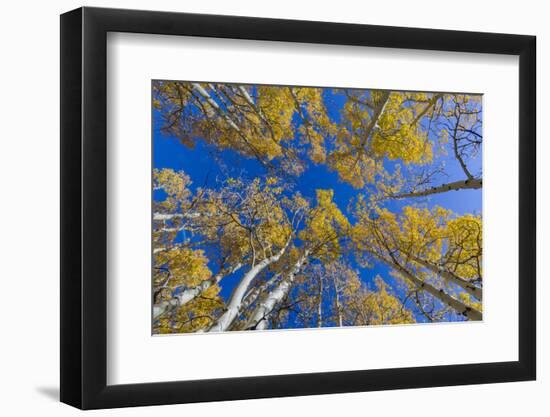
[{"x1": 153, "y1": 86, "x2": 482, "y2": 325}]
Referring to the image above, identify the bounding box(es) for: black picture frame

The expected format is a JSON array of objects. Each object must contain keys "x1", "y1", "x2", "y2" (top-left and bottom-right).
[{"x1": 60, "y1": 6, "x2": 536, "y2": 410}]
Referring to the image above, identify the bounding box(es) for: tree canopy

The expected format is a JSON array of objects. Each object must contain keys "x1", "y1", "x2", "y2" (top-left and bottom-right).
[{"x1": 152, "y1": 81, "x2": 482, "y2": 333}]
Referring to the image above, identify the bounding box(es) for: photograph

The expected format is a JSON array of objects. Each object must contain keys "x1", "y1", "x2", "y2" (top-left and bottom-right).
[{"x1": 151, "y1": 81, "x2": 483, "y2": 334}]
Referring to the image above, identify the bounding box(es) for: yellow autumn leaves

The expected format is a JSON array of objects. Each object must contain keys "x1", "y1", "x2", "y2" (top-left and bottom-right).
[
  {"x1": 153, "y1": 82, "x2": 443, "y2": 189},
  {"x1": 151, "y1": 82, "x2": 483, "y2": 332},
  {"x1": 154, "y1": 248, "x2": 223, "y2": 334}
]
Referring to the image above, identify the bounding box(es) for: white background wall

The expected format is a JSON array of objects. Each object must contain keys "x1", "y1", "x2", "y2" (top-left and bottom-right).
[{"x1": 0, "y1": 0, "x2": 546, "y2": 415}]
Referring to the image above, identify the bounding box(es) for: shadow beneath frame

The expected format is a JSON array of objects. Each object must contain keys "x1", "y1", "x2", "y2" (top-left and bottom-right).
[{"x1": 35, "y1": 386, "x2": 59, "y2": 401}]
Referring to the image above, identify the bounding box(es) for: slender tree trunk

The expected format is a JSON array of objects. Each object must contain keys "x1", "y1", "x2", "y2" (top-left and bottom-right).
[
  {"x1": 391, "y1": 178, "x2": 481, "y2": 199},
  {"x1": 191, "y1": 83, "x2": 242, "y2": 132},
  {"x1": 206, "y1": 240, "x2": 291, "y2": 333},
  {"x1": 154, "y1": 211, "x2": 201, "y2": 235},
  {"x1": 157, "y1": 225, "x2": 191, "y2": 234},
  {"x1": 245, "y1": 251, "x2": 309, "y2": 330},
  {"x1": 396, "y1": 263, "x2": 481, "y2": 321},
  {"x1": 153, "y1": 247, "x2": 169, "y2": 255},
  {"x1": 354, "y1": 91, "x2": 391, "y2": 154},
  {"x1": 226, "y1": 273, "x2": 282, "y2": 331},
  {"x1": 241, "y1": 273, "x2": 282, "y2": 313},
  {"x1": 365, "y1": 92, "x2": 391, "y2": 137},
  {"x1": 411, "y1": 256, "x2": 482, "y2": 300},
  {"x1": 333, "y1": 276, "x2": 343, "y2": 327},
  {"x1": 412, "y1": 93, "x2": 443, "y2": 126},
  {"x1": 451, "y1": 111, "x2": 474, "y2": 181},
  {"x1": 153, "y1": 243, "x2": 191, "y2": 255},
  {"x1": 375, "y1": 254, "x2": 482, "y2": 321},
  {"x1": 153, "y1": 212, "x2": 199, "y2": 221},
  {"x1": 345, "y1": 92, "x2": 390, "y2": 172},
  {"x1": 237, "y1": 85, "x2": 270, "y2": 126},
  {"x1": 190, "y1": 83, "x2": 272, "y2": 168},
  {"x1": 317, "y1": 275, "x2": 323, "y2": 328},
  {"x1": 152, "y1": 263, "x2": 243, "y2": 320}
]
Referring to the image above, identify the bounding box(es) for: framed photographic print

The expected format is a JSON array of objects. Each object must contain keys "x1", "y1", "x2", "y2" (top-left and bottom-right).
[{"x1": 60, "y1": 6, "x2": 536, "y2": 409}]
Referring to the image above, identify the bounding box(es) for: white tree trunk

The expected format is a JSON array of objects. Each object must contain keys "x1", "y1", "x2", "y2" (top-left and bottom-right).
[
  {"x1": 388, "y1": 257, "x2": 482, "y2": 321},
  {"x1": 153, "y1": 212, "x2": 199, "y2": 221},
  {"x1": 191, "y1": 83, "x2": 271, "y2": 168},
  {"x1": 152, "y1": 263, "x2": 243, "y2": 320},
  {"x1": 353, "y1": 91, "x2": 391, "y2": 153},
  {"x1": 317, "y1": 275, "x2": 323, "y2": 328},
  {"x1": 245, "y1": 251, "x2": 309, "y2": 330},
  {"x1": 157, "y1": 225, "x2": 188, "y2": 234},
  {"x1": 206, "y1": 241, "x2": 291, "y2": 333},
  {"x1": 412, "y1": 256, "x2": 482, "y2": 300},
  {"x1": 241, "y1": 273, "x2": 282, "y2": 314},
  {"x1": 333, "y1": 277, "x2": 343, "y2": 327},
  {"x1": 153, "y1": 212, "x2": 201, "y2": 235},
  {"x1": 367, "y1": 91, "x2": 391, "y2": 135},
  {"x1": 237, "y1": 86, "x2": 271, "y2": 126},
  {"x1": 192, "y1": 83, "x2": 242, "y2": 132},
  {"x1": 391, "y1": 178, "x2": 482, "y2": 199}
]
